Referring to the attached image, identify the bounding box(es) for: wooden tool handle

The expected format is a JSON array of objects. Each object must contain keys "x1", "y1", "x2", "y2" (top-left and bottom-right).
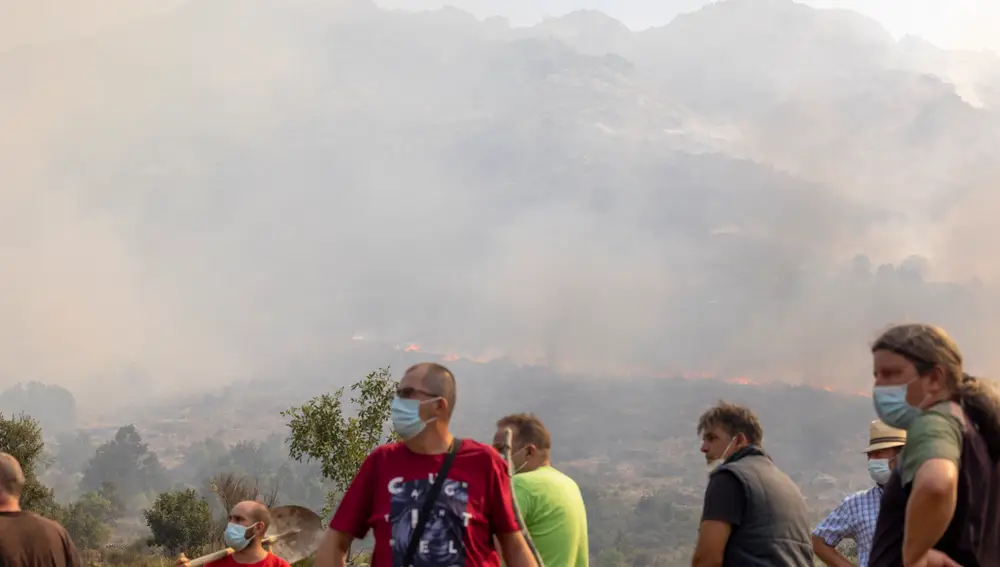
[
  {"x1": 188, "y1": 547, "x2": 234, "y2": 566},
  {"x1": 263, "y1": 529, "x2": 300, "y2": 545}
]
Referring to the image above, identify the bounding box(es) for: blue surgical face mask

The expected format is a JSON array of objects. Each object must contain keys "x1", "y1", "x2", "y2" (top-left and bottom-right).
[
  {"x1": 872, "y1": 382, "x2": 920, "y2": 430},
  {"x1": 223, "y1": 522, "x2": 255, "y2": 551},
  {"x1": 391, "y1": 396, "x2": 440, "y2": 440},
  {"x1": 868, "y1": 458, "x2": 892, "y2": 485}
]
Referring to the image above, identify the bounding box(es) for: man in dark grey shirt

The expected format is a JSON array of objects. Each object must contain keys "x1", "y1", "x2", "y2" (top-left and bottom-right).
[{"x1": 692, "y1": 401, "x2": 813, "y2": 567}]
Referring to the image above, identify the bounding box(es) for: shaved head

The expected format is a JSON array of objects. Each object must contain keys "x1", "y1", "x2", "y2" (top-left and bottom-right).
[
  {"x1": 404, "y1": 362, "x2": 457, "y2": 415},
  {"x1": 230, "y1": 500, "x2": 272, "y2": 533},
  {"x1": 0, "y1": 453, "x2": 24, "y2": 500}
]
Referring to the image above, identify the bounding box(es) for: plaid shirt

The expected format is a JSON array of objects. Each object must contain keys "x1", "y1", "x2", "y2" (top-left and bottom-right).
[{"x1": 813, "y1": 484, "x2": 884, "y2": 567}]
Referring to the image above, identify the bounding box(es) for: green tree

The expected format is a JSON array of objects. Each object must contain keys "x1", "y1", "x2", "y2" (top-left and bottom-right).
[
  {"x1": 81, "y1": 424, "x2": 169, "y2": 506},
  {"x1": 97, "y1": 481, "x2": 127, "y2": 520},
  {"x1": 144, "y1": 488, "x2": 213, "y2": 556},
  {"x1": 282, "y1": 367, "x2": 397, "y2": 512},
  {"x1": 62, "y1": 491, "x2": 115, "y2": 549},
  {"x1": 0, "y1": 412, "x2": 59, "y2": 515}
]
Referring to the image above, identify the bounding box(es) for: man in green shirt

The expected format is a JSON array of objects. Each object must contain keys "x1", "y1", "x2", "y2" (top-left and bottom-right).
[{"x1": 493, "y1": 413, "x2": 589, "y2": 567}]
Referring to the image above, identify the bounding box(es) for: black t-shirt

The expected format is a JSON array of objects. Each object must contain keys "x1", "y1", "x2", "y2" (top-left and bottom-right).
[{"x1": 701, "y1": 470, "x2": 746, "y2": 526}]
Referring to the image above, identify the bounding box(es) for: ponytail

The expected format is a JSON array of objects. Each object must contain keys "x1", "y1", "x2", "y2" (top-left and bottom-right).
[{"x1": 958, "y1": 374, "x2": 1000, "y2": 462}]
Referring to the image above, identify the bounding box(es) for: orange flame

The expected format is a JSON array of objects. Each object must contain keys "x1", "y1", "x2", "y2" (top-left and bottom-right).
[
  {"x1": 724, "y1": 376, "x2": 761, "y2": 386},
  {"x1": 382, "y1": 337, "x2": 868, "y2": 398}
]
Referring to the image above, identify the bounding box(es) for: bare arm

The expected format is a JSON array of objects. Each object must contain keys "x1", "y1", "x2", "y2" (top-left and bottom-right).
[
  {"x1": 691, "y1": 520, "x2": 731, "y2": 567},
  {"x1": 811, "y1": 535, "x2": 854, "y2": 567},
  {"x1": 691, "y1": 520, "x2": 733, "y2": 567},
  {"x1": 811, "y1": 496, "x2": 855, "y2": 567},
  {"x1": 903, "y1": 459, "x2": 958, "y2": 567},
  {"x1": 496, "y1": 530, "x2": 539, "y2": 567},
  {"x1": 314, "y1": 529, "x2": 354, "y2": 567}
]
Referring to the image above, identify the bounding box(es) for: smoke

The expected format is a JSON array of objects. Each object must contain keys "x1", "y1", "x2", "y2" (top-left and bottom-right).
[
  {"x1": 0, "y1": 0, "x2": 190, "y2": 55},
  {"x1": 2, "y1": 0, "x2": 999, "y2": 408},
  {"x1": 0, "y1": 120, "x2": 245, "y2": 407}
]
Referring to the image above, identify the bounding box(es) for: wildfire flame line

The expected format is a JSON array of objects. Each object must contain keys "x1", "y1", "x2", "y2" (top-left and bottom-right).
[
  {"x1": 365, "y1": 337, "x2": 869, "y2": 397},
  {"x1": 718, "y1": 375, "x2": 869, "y2": 398}
]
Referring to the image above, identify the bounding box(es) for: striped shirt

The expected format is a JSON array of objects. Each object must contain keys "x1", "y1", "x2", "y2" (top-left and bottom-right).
[{"x1": 813, "y1": 484, "x2": 884, "y2": 567}]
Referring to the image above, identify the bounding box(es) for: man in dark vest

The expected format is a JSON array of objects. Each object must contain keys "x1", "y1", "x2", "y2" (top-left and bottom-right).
[{"x1": 692, "y1": 400, "x2": 814, "y2": 567}]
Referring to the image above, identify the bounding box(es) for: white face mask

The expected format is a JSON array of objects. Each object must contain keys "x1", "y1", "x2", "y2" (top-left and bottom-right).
[
  {"x1": 706, "y1": 438, "x2": 736, "y2": 476},
  {"x1": 512, "y1": 447, "x2": 529, "y2": 474}
]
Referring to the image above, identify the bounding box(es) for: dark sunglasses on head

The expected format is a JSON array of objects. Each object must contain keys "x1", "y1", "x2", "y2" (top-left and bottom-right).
[{"x1": 396, "y1": 386, "x2": 440, "y2": 399}]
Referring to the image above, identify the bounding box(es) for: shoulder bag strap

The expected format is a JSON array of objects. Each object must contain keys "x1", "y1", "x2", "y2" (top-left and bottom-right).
[{"x1": 402, "y1": 438, "x2": 462, "y2": 567}]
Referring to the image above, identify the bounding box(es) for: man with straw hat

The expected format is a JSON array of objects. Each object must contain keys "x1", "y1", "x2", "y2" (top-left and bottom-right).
[{"x1": 812, "y1": 420, "x2": 906, "y2": 567}]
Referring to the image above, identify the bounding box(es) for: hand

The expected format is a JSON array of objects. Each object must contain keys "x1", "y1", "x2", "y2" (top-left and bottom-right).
[
  {"x1": 906, "y1": 549, "x2": 962, "y2": 567},
  {"x1": 175, "y1": 552, "x2": 191, "y2": 567}
]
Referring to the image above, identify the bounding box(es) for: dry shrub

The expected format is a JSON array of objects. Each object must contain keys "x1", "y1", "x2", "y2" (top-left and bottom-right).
[{"x1": 205, "y1": 473, "x2": 280, "y2": 548}]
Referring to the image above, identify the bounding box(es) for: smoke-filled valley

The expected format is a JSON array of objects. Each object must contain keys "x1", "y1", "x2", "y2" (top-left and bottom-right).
[
  {"x1": 2, "y1": 0, "x2": 1000, "y2": 565},
  {"x1": 3, "y1": 363, "x2": 875, "y2": 566}
]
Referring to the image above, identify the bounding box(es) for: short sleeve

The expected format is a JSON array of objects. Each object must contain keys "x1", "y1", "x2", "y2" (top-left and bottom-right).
[
  {"x1": 511, "y1": 474, "x2": 536, "y2": 526},
  {"x1": 62, "y1": 526, "x2": 83, "y2": 567},
  {"x1": 488, "y1": 450, "x2": 520, "y2": 534},
  {"x1": 701, "y1": 471, "x2": 746, "y2": 526},
  {"x1": 329, "y1": 449, "x2": 378, "y2": 539},
  {"x1": 812, "y1": 495, "x2": 856, "y2": 546},
  {"x1": 900, "y1": 409, "x2": 963, "y2": 486}
]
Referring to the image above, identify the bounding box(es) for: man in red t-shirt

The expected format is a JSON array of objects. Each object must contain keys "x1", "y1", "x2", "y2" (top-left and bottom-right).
[
  {"x1": 175, "y1": 500, "x2": 290, "y2": 567},
  {"x1": 315, "y1": 362, "x2": 539, "y2": 567}
]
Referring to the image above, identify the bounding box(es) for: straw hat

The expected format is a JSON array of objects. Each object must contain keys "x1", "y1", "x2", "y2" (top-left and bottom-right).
[{"x1": 864, "y1": 419, "x2": 906, "y2": 453}]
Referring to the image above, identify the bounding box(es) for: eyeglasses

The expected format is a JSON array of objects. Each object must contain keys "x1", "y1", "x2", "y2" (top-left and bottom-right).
[{"x1": 396, "y1": 386, "x2": 441, "y2": 400}]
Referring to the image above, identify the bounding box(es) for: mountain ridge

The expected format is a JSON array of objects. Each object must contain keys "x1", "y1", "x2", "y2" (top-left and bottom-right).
[{"x1": 4, "y1": 0, "x2": 1000, "y2": 399}]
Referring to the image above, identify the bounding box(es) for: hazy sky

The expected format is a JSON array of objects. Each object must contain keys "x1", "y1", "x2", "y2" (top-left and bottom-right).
[
  {"x1": 802, "y1": 0, "x2": 995, "y2": 51},
  {"x1": 2, "y1": 0, "x2": 999, "y2": 409},
  {"x1": 380, "y1": 0, "x2": 998, "y2": 51},
  {"x1": 1, "y1": 0, "x2": 997, "y2": 53},
  {"x1": 429, "y1": 0, "x2": 997, "y2": 51}
]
